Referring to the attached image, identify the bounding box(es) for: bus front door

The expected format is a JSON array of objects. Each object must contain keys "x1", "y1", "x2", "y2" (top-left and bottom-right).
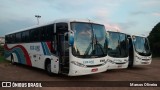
[{"x1": 57, "y1": 33, "x2": 69, "y2": 74}]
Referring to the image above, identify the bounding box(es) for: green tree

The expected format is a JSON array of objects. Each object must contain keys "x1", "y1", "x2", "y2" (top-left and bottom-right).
[{"x1": 148, "y1": 22, "x2": 160, "y2": 57}]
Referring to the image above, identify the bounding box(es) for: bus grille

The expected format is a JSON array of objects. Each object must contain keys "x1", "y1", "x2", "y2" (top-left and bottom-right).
[{"x1": 86, "y1": 64, "x2": 103, "y2": 67}]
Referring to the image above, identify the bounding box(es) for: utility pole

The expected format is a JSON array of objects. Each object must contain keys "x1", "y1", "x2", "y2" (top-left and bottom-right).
[{"x1": 35, "y1": 15, "x2": 41, "y2": 25}]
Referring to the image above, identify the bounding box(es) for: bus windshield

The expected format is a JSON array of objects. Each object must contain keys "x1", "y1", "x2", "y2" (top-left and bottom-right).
[
  {"x1": 71, "y1": 22, "x2": 107, "y2": 58},
  {"x1": 133, "y1": 36, "x2": 151, "y2": 56},
  {"x1": 108, "y1": 32, "x2": 128, "y2": 58}
]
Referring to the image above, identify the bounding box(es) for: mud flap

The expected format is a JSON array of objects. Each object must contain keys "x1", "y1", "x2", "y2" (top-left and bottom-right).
[{"x1": 51, "y1": 56, "x2": 59, "y2": 74}]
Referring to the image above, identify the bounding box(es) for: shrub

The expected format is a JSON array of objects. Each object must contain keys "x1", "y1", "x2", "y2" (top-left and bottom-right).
[{"x1": 0, "y1": 45, "x2": 4, "y2": 56}]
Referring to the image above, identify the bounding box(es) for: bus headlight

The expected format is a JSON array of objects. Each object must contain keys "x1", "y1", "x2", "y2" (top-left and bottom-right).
[
  {"x1": 101, "y1": 60, "x2": 108, "y2": 66},
  {"x1": 71, "y1": 61, "x2": 86, "y2": 67},
  {"x1": 136, "y1": 56, "x2": 141, "y2": 60},
  {"x1": 107, "y1": 59, "x2": 115, "y2": 64}
]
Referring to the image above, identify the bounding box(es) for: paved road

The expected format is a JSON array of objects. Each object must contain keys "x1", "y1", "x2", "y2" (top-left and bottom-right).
[{"x1": 0, "y1": 58, "x2": 160, "y2": 90}]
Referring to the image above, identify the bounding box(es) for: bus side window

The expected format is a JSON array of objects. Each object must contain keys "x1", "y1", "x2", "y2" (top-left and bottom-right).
[
  {"x1": 40, "y1": 24, "x2": 54, "y2": 41},
  {"x1": 25, "y1": 31, "x2": 30, "y2": 42},
  {"x1": 10, "y1": 35, "x2": 13, "y2": 43},
  {"x1": 5, "y1": 35, "x2": 9, "y2": 43},
  {"x1": 22, "y1": 31, "x2": 29, "y2": 43},
  {"x1": 30, "y1": 29, "x2": 40, "y2": 42},
  {"x1": 19, "y1": 33, "x2": 22, "y2": 43},
  {"x1": 40, "y1": 27, "x2": 45, "y2": 41},
  {"x1": 46, "y1": 25, "x2": 54, "y2": 41},
  {"x1": 56, "y1": 23, "x2": 68, "y2": 33}
]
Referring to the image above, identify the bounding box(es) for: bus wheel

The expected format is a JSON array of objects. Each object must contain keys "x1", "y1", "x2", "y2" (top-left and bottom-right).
[
  {"x1": 11, "y1": 55, "x2": 15, "y2": 65},
  {"x1": 45, "y1": 61, "x2": 52, "y2": 76}
]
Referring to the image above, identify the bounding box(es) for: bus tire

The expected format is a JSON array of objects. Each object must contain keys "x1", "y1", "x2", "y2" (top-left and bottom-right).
[
  {"x1": 45, "y1": 59, "x2": 52, "y2": 76},
  {"x1": 11, "y1": 54, "x2": 15, "y2": 65}
]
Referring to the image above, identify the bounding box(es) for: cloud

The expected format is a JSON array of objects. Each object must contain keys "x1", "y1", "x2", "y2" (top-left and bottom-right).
[
  {"x1": 94, "y1": 8, "x2": 108, "y2": 17},
  {"x1": 0, "y1": 0, "x2": 158, "y2": 37},
  {"x1": 104, "y1": 21, "x2": 137, "y2": 33},
  {"x1": 105, "y1": 24, "x2": 121, "y2": 32},
  {"x1": 141, "y1": 0, "x2": 160, "y2": 7},
  {"x1": 152, "y1": 12, "x2": 160, "y2": 16},
  {"x1": 130, "y1": 11, "x2": 147, "y2": 16},
  {"x1": 118, "y1": 21, "x2": 137, "y2": 31}
]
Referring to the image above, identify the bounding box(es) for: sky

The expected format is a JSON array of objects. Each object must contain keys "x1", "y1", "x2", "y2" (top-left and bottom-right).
[{"x1": 0, "y1": 0, "x2": 160, "y2": 36}]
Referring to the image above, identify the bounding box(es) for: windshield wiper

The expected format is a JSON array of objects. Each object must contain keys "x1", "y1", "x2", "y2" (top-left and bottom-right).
[
  {"x1": 83, "y1": 25, "x2": 105, "y2": 57},
  {"x1": 83, "y1": 42, "x2": 92, "y2": 58},
  {"x1": 94, "y1": 35, "x2": 105, "y2": 55},
  {"x1": 83, "y1": 24, "x2": 94, "y2": 57}
]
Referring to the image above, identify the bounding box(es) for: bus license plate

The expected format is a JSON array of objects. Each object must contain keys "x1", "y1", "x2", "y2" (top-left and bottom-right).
[
  {"x1": 91, "y1": 68, "x2": 98, "y2": 72},
  {"x1": 117, "y1": 65, "x2": 122, "y2": 68},
  {"x1": 142, "y1": 62, "x2": 149, "y2": 64}
]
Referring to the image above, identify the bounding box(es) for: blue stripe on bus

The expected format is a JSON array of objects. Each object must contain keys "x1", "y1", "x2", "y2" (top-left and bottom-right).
[
  {"x1": 13, "y1": 49, "x2": 22, "y2": 63},
  {"x1": 43, "y1": 42, "x2": 51, "y2": 55},
  {"x1": 5, "y1": 47, "x2": 25, "y2": 64},
  {"x1": 4, "y1": 45, "x2": 32, "y2": 65},
  {"x1": 16, "y1": 48, "x2": 26, "y2": 64},
  {"x1": 41, "y1": 42, "x2": 46, "y2": 55}
]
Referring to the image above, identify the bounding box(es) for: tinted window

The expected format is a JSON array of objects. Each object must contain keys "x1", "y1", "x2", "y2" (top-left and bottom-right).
[
  {"x1": 40, "y1": 28, "x2": 45, "y2": 41},
  {"x1": 119, "y1": 33, "x2": 128, "y2": 57},
  {"x1": 108, "y1": 32, "x2": 128, "y2": 57},
  {"x1": 15, "y1": 33, "x2": 21, "y2": 43},
  {"x1": 46, "y1": 25, "x2": 53, "y2": 40},
  {"x1": 40, "y1": 25, "x2": 54, "y2": 41},
  {"x1": 71, "y1": 22, "x2": 107, "y2": 58},
  {"x1": 22, "y1": 31, "x2": 29, "y2": 42},
  {"x1": 30, "y1": 29, "x2": 40, "y2": 42},
  {"x1": 6, "y1": 24, "x2": 54, "y2": 43},
  {"x1": 5, "y1": 35, "x2": 9, "y2": 43},
  {"x1": 10, "y1": 34, "x2": 15, "y2": 43},
  {"x1": 133, "y1": 36, "x2": 151, "y2": 56},
  {"x1": 56, "y1": 23, "x2": 68, "y2": 33}
]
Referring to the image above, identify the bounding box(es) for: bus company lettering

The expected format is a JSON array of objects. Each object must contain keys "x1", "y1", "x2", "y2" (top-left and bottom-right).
[
  {"x1": 30, "y1": 46, "x2": 40, "y2": 51},
  {"x1": 83, "y1": 60, "x2": 94, "y2": 64},
  {"x1": 11, "y1": 82, "x2": 42, "y2": 87}
]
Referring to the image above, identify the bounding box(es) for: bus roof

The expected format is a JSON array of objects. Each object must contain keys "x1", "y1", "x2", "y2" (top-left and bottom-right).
[
  {"x1": 6, "y1": 18, "x2": 102, "y2": 35},
  {"x1": 131, "y1": 35, "x2": 147, "y2": 38},
  {"x1": 107, "y1": 30, "x2": 128, "y2": 35},
  {"x1": 125, "y1": 33, "x2": 147, "y2": 38},
  {"x1": 114, "y1": 32, "x2": 147, "y2": 38}
]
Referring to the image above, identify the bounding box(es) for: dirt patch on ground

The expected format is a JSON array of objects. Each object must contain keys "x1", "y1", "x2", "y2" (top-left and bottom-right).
[{"x1": 0, "y1": 58, "x2": 160, "y2": 90}]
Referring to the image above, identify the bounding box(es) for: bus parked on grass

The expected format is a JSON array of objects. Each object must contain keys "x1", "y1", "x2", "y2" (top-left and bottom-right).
[
  {"x1": 4, "y1": 19, "x2": 108, "y2": 76},
  {"x1": 106, "y1": 31, "x2": 129, "y2": 69},
  {"x1": 127, "y1": 35, "x2": 152, "y2": 67}
]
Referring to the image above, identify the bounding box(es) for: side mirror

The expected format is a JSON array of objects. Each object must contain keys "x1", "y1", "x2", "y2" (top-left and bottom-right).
[
  {"x1": 127, "y1": 38, "x2": 129, "y2": 44},
  {"x1": 132, "y1": 35, "x2": 136, "y2": 42},
  {"x1": 69, "y1": 30, "x2": 74, "y2": 46},
  {"x1": 132, "y1": 38, "x2": 136, "y2": 43},
  {"x1": 127, "y1": 38, "x2": 130, "y2": 49}
]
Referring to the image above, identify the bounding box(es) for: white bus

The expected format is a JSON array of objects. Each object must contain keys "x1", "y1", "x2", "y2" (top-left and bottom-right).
[
  {"x1": 127, "y1": 35, "x2": 152, "y2": 67},
  {"x1": 4, "y1": 19, "x2": 108, "y2": 76},
  {"x1": 106, "y1": 31, "x2": 129, "y2": 69}
]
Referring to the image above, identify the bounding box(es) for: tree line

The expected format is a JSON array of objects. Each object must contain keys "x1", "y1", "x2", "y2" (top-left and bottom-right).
[{"x1": 148, "y1": 22, "x2": 160, "y2": 57}]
